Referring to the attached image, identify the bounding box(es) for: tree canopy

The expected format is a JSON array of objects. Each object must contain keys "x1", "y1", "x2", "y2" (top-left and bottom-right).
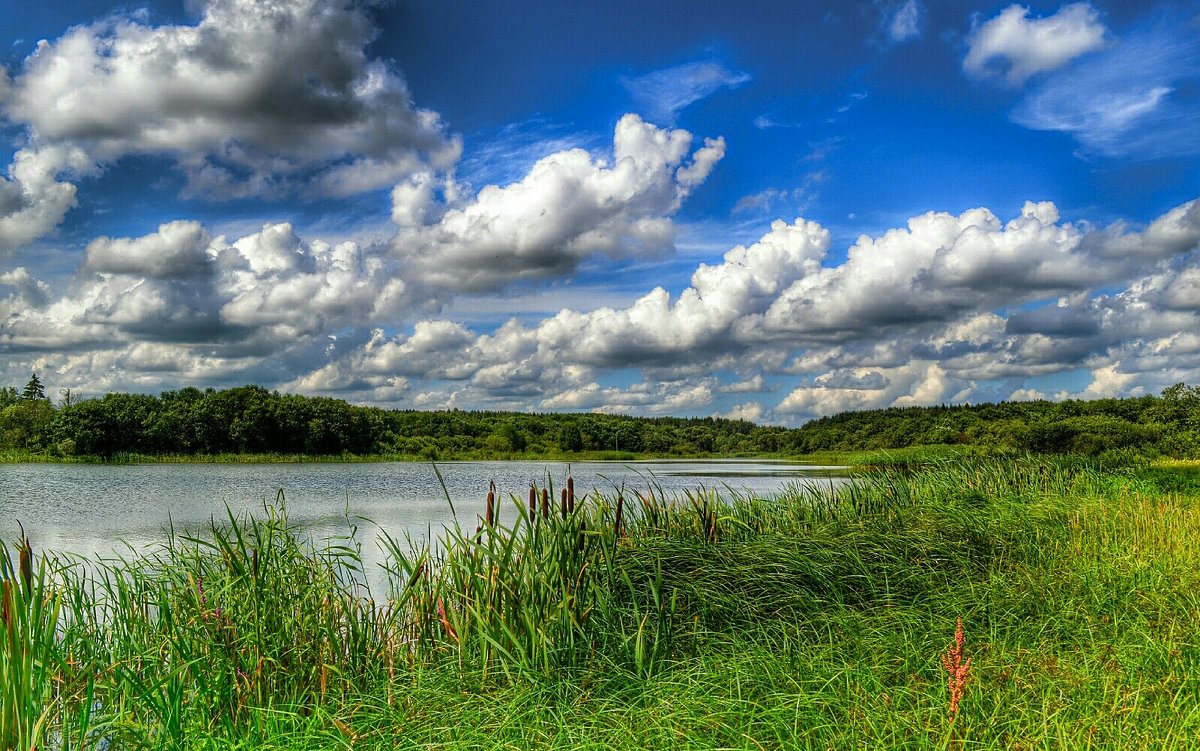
[{"x1": 1, "y1": 378, "x2": 1199, "y2": 461}]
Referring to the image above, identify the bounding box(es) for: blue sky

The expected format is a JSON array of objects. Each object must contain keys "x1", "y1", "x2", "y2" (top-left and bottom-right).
[{"x1": 1, "y1": 0, "x2": 1199, "y2": 422}]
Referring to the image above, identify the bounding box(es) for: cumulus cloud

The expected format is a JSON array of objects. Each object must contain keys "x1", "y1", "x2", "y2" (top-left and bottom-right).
[
  {"x1": 7, "y1": 184, "x2": 1200, "y2": 422},
  {"x1": 2, "y1": 218, "x2": 409, "y2": 357},
  {"x1": 5, "y1": 0, "x2": 459, "y2": 196},
  {"x1": 777, "y1": 362, "x2": 964, "y2": 418},
  {"x1": 716, "y1": 401, "x2": 764, "y2": 423},
  {"x1": 0, "y1": 146, "x2": 91, "y2": 255},
  {"x1": 85, "y1": 221, "x2": 213, "y2": 279},
  {"x1": 964, "y1": 3, "x2": 1107, "y2": 85},
  {"x1": 622, "y1": 61, "x2": 751, "y2": 124},
  {"x1": 744, "y1": 199, "x2": 1200, "y2": 343},
  {"x1": 0, "y1": 0, "x2": 458, "y2": 252},
  {"x1": 393, "y1": 114, "x2": 726, "y2": 294}
]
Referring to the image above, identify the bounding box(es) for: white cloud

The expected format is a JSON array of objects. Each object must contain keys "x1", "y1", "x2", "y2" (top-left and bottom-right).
[
  {"x1": 0, "y1": 0, "x2": 459, "y2": 252},
  {"x1": 777, "y1": 362, "x2": 961, "y2": 418},
  {"x1": 746, "y1": 199, "x2": 1200, "y2": 343},
  {"x1": 622, "y1": 61, "x2": 751, "y2": 124},
  {"x1": 716, "y1": 401, "x2": 764, "y2": 423},
  {"x1": 720, "y1": 375, "x2": 768, "y2": 394},
  {"x1": 889, "y1": 0, "x2": 923, "y2": 43},
  {"x1": 5, "y1": 0, "x2": 459, "y2": 196},
  {"x1": 7, "y1": 188, "x2": 1200, "y2": 421},
  {"x1": 85, "y1": 221, "x2": 213, "y2": 279},
  {"x1": 964, "y1": 3, "x2": 1107, "y2": 85},
  {"x1": 1010, "y1": 24, "x2": 1200, "y2": 158},
  {"x1": 393, "y1": 114, "x2": 726, "y2": 294},
  {"x1": 0, "y1": 146, "x2": 90, "y2": 255}
]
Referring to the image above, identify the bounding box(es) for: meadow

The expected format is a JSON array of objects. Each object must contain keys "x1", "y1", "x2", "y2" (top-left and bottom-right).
[{"x1": 3, "y1": 457, "x2": 1199, "y2": 749}]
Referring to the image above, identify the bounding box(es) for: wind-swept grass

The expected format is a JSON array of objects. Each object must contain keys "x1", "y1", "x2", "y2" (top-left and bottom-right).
[{"x1": 3, "y1": 457, "x2": 1199, "y2": 748}]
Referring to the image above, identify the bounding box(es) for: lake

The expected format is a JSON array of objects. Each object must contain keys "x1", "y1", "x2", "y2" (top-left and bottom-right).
[{"x1": 3, "y1": 459, "x2": 846, "y2": 591}]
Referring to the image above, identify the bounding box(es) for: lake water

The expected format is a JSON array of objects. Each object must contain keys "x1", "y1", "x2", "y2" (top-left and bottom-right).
[{"x1": 2, "y1": 459, "x2": 845, "y2": 590}]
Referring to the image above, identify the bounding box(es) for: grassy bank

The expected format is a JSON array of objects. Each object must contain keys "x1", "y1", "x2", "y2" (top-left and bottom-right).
[{"x1": 3, "y1": 458, "x2": 1199, "y2": 749}]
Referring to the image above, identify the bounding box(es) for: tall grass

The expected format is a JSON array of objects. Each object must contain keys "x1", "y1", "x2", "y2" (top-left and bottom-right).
[{"x1": 2, "y1": 457, "x2": 1199, "y2": 748}]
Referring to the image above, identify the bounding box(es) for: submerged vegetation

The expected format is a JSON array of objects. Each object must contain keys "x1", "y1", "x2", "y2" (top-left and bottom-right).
[{"x1": 4, "y1": 458, "x2": 1200, "y2": 748}]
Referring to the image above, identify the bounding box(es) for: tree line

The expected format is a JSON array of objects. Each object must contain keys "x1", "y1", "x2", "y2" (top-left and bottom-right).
[
  {"x1": 3, "y1": 375, "x2": 1199, "y2": 460},
  {"x1": 0, "y1": 378, "x2": 785, "y2": 458},
  {"x1": 789, "y1": 383, "x2": 1200, "y2": 460}
]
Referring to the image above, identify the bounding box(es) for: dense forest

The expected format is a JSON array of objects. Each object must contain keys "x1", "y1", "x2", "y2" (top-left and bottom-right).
[
  {"x1": 790, "y1": 382, "x2": 1200, "y2": 459},
  {"x1": 2, "y1": 374, "x2": 1199, "y2": 460},
  {"x1": 0, "y1": 376, "x2": 786, "y2": 458}
]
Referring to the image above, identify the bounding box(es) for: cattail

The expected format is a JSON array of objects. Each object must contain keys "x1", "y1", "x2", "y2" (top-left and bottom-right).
[
  {"x1": 528, "y1": 485, "x2": 537, "y2": 518},
  {"x1": 18, "y1": 525, "x2": 32, "y2": 592},
  {"x1": 561, "y1": 488, "x2": 568, "y2": 520},
  {"x1": 567, "y1": 476, "x2": 575, "y2": 513},
  {"x1": 541, "y1": 487, "x2": 550, "y2": 519},
  {"x1": 614, "y1": 493, "x2": 625, "y2": 538},
  {"x1": 577, "y1": 520, "x2": 587, "y2": 552},
  {"x1": 486, "y1": 489, "x2": 495, "y2": 527},
  {"x1": 251, "y1": 548, "x2": 259, "y2": 579}
]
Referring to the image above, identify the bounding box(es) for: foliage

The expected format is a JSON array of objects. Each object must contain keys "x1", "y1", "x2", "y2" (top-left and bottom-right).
[
  {"x1": 791, "y1": 384, "x2": 1200, "y2": 459},
  {"x1": 0, "y1": 382, "x2": 782, "y2": 459},
  {"x1": 2, "y1": 377, "x2": 1200, "y2": 460},
  {"x1": 20, "y1": 373, "x2": 45, "y2": 401}
]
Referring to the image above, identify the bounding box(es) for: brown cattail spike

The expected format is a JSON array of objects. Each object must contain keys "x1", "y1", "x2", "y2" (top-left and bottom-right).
[
  {"x1": 19, "y1": 530, "x2": 32, "y2": 592},
  {"x1": 251, "y1": 548, "x2": 259, "y2": 579},
  {"x1": 567, "y1": 476, "x2": 575, "y2": 513},
  {"x1": 528, "y1": 485, "x2": 537, "y2": 518},
  {"x1": 541, "y1": 488, "x2": 550, "y2": 519},
  {"x1": 486, "y1": 490, "x2": 495, "y2": 527},
  {"x1": 561, "y1": 488, "x2": 568, "y2": 520},
  {"x1": 614, "y1": 494, "x2": 625, "y2": 538}
]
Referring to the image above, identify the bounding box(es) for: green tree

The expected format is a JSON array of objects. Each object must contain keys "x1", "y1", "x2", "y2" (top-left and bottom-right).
[
  {"x1": 21, "y1": 373, "x2": 46, "y2": 401},
  {"x1": 558, "y1": 422, "x2": 584, "y2": 452}
]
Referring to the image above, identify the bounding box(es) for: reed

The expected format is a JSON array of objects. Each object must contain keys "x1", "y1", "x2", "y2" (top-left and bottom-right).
[{"x1": 1, "y1": 533, "x2": 63, "y2": 751}]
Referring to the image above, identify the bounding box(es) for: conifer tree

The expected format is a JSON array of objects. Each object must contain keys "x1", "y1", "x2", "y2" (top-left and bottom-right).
[{"x1": 21, "y1": 372, "x2": 45, "y2": 401}]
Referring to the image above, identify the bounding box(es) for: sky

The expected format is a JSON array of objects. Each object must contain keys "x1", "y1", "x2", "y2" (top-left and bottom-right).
[{"x1": 1, "y1": 0, "x2": 1199, "y2": 424}]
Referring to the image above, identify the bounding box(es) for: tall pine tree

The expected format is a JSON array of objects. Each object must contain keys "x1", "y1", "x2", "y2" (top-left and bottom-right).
[{"x1": 21, "y1": 372, "x2": 45, "y2": 401}]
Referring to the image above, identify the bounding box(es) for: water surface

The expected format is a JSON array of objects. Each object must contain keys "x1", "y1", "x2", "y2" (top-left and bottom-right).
[{"x1": 3, "y1": 459, "x2": 846, "y2": 587}]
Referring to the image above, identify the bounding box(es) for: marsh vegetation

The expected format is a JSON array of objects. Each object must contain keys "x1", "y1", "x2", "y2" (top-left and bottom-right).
[{"x1": 4, "y1": 458, "x2": 1199, "y2": 749}]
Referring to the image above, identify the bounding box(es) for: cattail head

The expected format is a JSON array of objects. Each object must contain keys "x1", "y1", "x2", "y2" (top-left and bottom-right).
[
  {"x1": 528, "y1": 485, "x2": 537, "y2": 518},
  {"x1": 486, "y1": 489, "x2": 495, "y2": 527},
  {"x1": 561, "y1": 488, "x2": 568, "y2": 520},
  {"x1": 541, "y1": 487, "x2": 550, "y2": 519},
  {"x1": 614, "y1": 493, "x2": 625, "y2": 538},
  {"x1": 251, "y1": 548, "x2": 259, "y2": 579},
  {"x1": 567, "y1": 476, "x2": 575, "y2": 512},
  {"x1": 1, "y1": 579, "x2": 10, "y2": 628},
  {"x1": 18, "y1": 524, "x2": 32, "y2": 592}
]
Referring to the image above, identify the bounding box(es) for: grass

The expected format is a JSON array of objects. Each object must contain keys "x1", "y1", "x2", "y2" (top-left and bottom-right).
[{"x1": 3, "y1": 458, "x2": 1199, "y2": 748}]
